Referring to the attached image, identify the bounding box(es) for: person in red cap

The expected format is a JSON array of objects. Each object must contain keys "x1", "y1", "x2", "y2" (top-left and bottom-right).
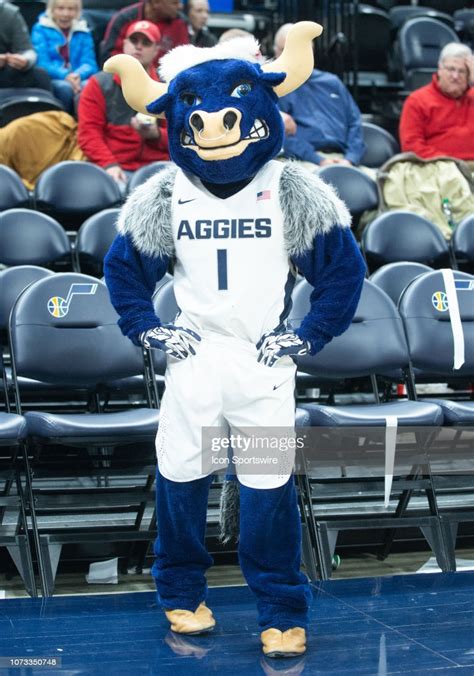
[
  {"x1": 77, "y1": 19, "x2": 169, "y2": 189},
  {"x1": 101, "y1": 0, "x2": 188, "y2": 68}
]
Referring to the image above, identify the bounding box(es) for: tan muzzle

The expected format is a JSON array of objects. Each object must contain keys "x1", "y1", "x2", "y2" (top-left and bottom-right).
[{"x1": 188, "y1": 108, "x2": 242, "y2": 148}]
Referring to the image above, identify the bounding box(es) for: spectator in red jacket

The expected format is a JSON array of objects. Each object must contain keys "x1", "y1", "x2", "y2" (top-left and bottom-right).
[
  {"x1": 400, "y1": 43, "x2": 474, "y2": 171},
  {"x1": 78, "y1": 20, "x2": 169, "y2": 190},
  {"x1": 101, "y1": 0, "x2": 188, "y2": 68}
]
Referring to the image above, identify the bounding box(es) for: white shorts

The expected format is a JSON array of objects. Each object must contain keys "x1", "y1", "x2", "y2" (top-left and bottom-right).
[{"x1": 155, "y1": 332, "x2": 297, "y2": 489}]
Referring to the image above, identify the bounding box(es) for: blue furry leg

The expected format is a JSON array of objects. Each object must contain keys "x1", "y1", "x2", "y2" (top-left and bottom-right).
[
  {"x1": 151, "y1": 469, "x2": 214, "y2": 611},
  {"x1": 239, "y1": 477, "x2": 312, "y2": 631}
]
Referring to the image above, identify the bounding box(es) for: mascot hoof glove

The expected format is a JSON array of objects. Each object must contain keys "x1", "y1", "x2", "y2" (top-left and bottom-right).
[
  {"x1": 165, "y1": 602, "x2": 216, "y2": 635},
  {"x1": 261, "y1": 627, "x2": 306, "y2": 658}
]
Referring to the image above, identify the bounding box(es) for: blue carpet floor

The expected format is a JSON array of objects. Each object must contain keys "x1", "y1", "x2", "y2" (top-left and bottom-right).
[{"x1": 1, "y1": 572, "x2": 474, "y2": 675}]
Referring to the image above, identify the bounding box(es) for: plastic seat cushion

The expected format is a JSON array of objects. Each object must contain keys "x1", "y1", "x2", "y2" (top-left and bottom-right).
[
  {"x1": 0, "y1": 413, "x2": 27, "y2": 441},
  {"x1": 295, "y1": 408, "x2": 310, "y2": 427},
  {"x1": 421, "y1": 399, "x2": 474, "y2": 425},
  {"x1": 25, "y1": 408, "x2": 159, "y2": 439},
  {"x1": 300, "y1": 400, "x2": 443, "y2": 427}
]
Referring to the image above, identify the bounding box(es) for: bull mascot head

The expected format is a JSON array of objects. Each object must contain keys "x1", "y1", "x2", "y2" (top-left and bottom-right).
[{"x1": 104, "y1": 22, "x2": 322, "y2": 184}]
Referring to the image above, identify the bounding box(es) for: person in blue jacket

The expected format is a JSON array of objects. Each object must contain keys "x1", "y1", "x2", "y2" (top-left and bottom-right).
[
  {"x1": 275, "y1": 23, "x2": 366, "y2": 169},
  {"x1": 32, "y1": 0, "x2": 98, "y2": 112}
]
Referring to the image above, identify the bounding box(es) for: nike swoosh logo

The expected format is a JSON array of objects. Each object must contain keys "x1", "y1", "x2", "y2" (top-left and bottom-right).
[
  {"x1": 273, "y1": 383, "x2": 285, "y2": 391},
  {"x1": 178, "y1": 198, "x2": 197, "y2": 205}
]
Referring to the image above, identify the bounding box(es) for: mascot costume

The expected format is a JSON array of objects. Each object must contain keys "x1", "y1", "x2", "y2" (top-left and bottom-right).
[{"x1": 103, "y1": 22, "x2": 366, "y2": 658}]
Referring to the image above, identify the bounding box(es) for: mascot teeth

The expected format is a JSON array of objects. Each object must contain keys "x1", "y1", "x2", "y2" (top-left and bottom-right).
[
  {"x1": 182, "y1": 132, "x2": 195, "y2": 146},
  {"x1": 181, "y1": 119, "x2": 268, "y2": 148},
  {"x1": 246, "y1": 119, "x2": 268, "y2": 140}
]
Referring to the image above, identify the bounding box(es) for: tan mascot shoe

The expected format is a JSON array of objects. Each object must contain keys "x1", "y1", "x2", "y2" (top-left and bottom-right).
[
  {"x1": 261, "y1": 627, "x2": 306, "y2": 658},
  {"x1": 164, "y1": 602, "x2": 216, "y2": 635}
]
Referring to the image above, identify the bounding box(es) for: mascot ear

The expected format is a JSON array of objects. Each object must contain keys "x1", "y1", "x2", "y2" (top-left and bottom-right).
[
  {"x1": 259, "y1": 71, "x2": 286, "y2": 88},
  {"x1": 146, "y1": 92, "x2": 172, "y2": 116}
]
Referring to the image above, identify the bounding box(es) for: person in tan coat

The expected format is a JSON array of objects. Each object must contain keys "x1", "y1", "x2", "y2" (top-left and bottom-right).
[{"x1": 0, "y1": 110, "x2": 84, "y2": 188}]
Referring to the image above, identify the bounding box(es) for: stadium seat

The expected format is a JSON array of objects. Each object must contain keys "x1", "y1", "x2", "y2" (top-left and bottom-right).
[
  {"x1": 0, "y1": 209, "x2": 71, "y2": 268},
  {"x1": 9, "y1": 273, "x2": 160, "y2": 595},
  {"x1": 418, "y1": 0, "x2": 466, "y2": 13},
  {"x1": 74, "y1": 208, "x2": 120, "y2": 276},
  {"x1": 361, "y1": 210, "x2": 452, "y2": 272},
  {"x1": 352, "y1": 4, "x2": 392, "y2": 86},
  {"x1": 34, "y1": 161, "x2": 122, "y2": 231},
  {"x1": 399, "y1": 269, "x2": 474, "y2": 569},
  {"x1": 290, "y1": 279, "x2": 446, "y2": 578},
  {"x1": 0, "y1": 89, "x2": 63, "y2": 127},
  {"x1": 399, "y1": 17, "x2": 459, "y2": 90},
  {"x1": 451, "y1": 214, "x2": 474, "y2": 274},
  {"x1": 126, "y1": 162, "x2": 174, "y2": 195},
  {"x1": 399, "y1": 269, "x2": 474, "y2": 422},
  {"x1": 0, "y1": 266, "x2": 54, "y2": 341},
  {"x1": 454, "y1": 9, "x2": 474, "y2": 49},
  {"x1": 0, "y1": 402, "x2": 36, "y2": 595},
  {"x1": 370, "y1": 261, "x2": 433, "y2": 305},
  {"x1": 360, "y1": 122, "x2": 400, "y2": 168},
  {"x1": 389, "y1": 6, "x2": 455, "y2": 32},
  {"x1": 318, "y1": 165, "x2": 379, "y2": 230},
  {"x1": 0, "y1": 165, "x2": 30, "y2": 210}
]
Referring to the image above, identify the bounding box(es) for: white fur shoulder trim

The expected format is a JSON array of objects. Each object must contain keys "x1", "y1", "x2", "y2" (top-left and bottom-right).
[
  {"x1": 117, "y1": 166, "x2": 177, "y2": 259},
  {"x1": 280, "y1": 162, "x2": 352, "y2": 256},
  {"x1": 159, "y1": 37, "x2": 262, "y2": 82}
]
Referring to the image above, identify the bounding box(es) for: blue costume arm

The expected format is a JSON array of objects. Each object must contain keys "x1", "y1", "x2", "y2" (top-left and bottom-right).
[
  {"x1": 104, "y1": 233, "x2": 169, "y2": 345},
  {"x1": 291, "y1": 227, "x2": 366, "y2": 355}
]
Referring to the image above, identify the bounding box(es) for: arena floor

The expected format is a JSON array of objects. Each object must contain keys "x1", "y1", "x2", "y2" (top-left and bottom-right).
[{"x1": 1, "y1": 571, "x2": 474, "y2": 675}]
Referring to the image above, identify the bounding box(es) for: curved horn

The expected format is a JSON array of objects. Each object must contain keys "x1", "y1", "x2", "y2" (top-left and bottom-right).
[
  {"x1": 103, "y1": 54, "x2": 168, "y2": 115},
  {"x1": 262, "y1": 21, "x2": 323, "y2": 97}
]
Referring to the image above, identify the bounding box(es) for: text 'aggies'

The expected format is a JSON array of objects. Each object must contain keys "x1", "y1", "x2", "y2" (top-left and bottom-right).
[{"x1": 177, "y1": 218, "x2": 272, "y2": 240}]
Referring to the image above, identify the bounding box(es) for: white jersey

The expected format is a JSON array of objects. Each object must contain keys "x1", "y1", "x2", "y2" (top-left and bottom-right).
[{"x1": 171, "y1": 160, "x2": 295, "y2": 344}]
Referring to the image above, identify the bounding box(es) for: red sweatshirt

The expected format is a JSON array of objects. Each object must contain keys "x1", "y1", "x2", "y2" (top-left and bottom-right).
[
  {"x1": 399, "y1": 75, "x2": 474, "y2": 160},
  {"x1": 77, "y1": 71, "x2": 169, "y2": 170}
]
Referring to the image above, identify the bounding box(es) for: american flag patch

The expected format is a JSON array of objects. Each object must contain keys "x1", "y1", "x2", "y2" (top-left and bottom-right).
[{"x1": 257, "y1": 190, "x2": 271, "y2": 201}]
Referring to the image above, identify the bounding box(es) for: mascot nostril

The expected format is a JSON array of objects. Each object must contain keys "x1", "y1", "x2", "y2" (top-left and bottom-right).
[
  {"x1": 223, "y1": 111, "x2": 238, "y2": 131},
  {"x1": 190, "y1": 112, "x2": 204, "y2": 133},
  {"x1": 104, "y1": 21, "x2": 367, "y2": 660}
]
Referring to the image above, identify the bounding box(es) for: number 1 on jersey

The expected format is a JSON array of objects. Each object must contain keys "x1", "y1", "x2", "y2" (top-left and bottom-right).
[{"x1": 217, "y1": 249, "x2": 228, "y2": 290}]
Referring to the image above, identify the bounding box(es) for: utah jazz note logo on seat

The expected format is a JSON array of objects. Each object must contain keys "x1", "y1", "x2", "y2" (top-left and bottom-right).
[
  {"x1": 47, "y1": 283, "x2": 98, "y2": 318},
  {"x1": 432, "y1": 280, "x2": 474, "y2": 312}
]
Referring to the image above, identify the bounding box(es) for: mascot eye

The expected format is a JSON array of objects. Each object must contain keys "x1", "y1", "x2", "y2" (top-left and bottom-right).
[
  {"x1": 180, "y1": 92, "x2": 202, "y2": 107},
  {"x1": 230, "y1": 82, "x2": 252, "y2": 98}
]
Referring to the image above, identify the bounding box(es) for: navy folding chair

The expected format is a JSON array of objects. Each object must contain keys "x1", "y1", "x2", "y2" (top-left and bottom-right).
[
  {"x1": 361, "y1": 122, "x2": 400, "y2": 169},
  {"x1": 34, "y1": 161, "x2": 122, "y2": 231},
  {"x1": 0, "y1": 165, "x2": 30, "y2": 210},
  {"x1": 290, "y1": 279, "x2": 445, "y2": 578},
  {"x1": 370, "y1": 261, "x2": 433, "y2": 306},
  {"x1": 127, "y1": 162, "x2": 174, "y2": 195},
  {"x1": 399, "y1": 17, "x2": 459, "y2": 89},
  {"x1": 0, "y1": 209, "x2": 72, "y2": 269},
  {"x1": 9, "y1": 273, "x2": 160, "y2": 595},
  {"x1": 0, "y1": 396, "x2": 36, "y2": 596},
  {"x1": 74, "y1": 208, "x2": 120, "y2": 276},
  {"x1": 362, "y1": 210, "x2": 453, "y2": 272},
  {"x1": 451, "y1": 215, "x2": 474, "y2": 274},
  {"x1": 400, "y1": 269, "x2": 474, "y2": 567},
  {"x1": 318, "y1": 165, "x2": 379, "y2": 231},
  {"x1": 399, "y1": 270, "x2": 474, "y2": 423}
]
